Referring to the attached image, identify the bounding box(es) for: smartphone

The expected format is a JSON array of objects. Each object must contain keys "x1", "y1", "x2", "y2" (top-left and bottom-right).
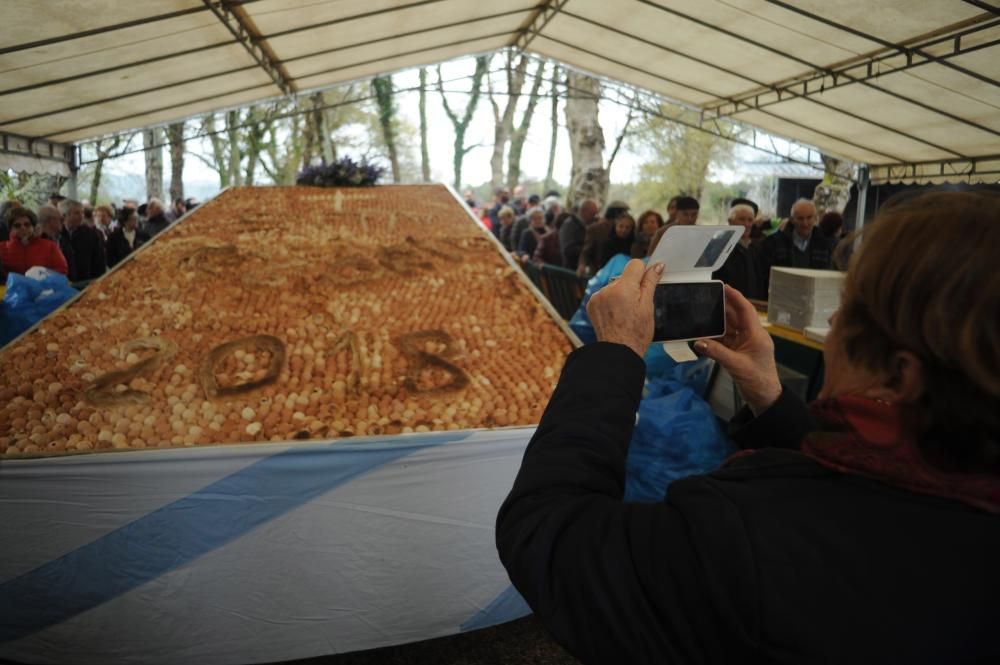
[{"x1": 652, "y1": 281, "x2": 726, "y2": 342}]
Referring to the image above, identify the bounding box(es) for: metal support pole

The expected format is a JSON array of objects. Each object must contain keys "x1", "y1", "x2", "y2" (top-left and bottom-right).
[
  {"x1": 853, "y1": 165, "x2": 870, "y2": 247},
  {"x1": 66, "y1": 144, "x2": 80, "y2": 199}
]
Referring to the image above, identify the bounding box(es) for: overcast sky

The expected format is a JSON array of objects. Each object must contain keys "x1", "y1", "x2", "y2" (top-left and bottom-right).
[{"x1": 100, "y1": 55, "x2": 800, "y2": 197}]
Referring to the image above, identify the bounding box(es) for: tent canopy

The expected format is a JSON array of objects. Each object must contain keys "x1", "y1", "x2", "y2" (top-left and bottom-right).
[{"x1": 1, "y1": 0, "x2": 998, "y2": 184}]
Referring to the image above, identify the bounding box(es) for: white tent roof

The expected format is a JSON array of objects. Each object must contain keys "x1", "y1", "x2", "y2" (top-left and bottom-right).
[{"x1": 1, "y1": 0, "x2": 998, "y2": 183}]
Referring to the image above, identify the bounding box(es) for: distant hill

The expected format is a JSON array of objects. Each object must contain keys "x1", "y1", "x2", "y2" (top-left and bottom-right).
[{"x1": 83, "y1": 170, "x2": 221, "y2": 206}]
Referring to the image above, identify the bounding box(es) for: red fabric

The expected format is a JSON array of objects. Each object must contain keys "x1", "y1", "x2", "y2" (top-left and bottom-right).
[
  {"x1": 803, "y1": 396, "x2": 1000, "y2": 514},
  {"x1": 0, "y1": 237, "x2": 69, "y2": 276}
]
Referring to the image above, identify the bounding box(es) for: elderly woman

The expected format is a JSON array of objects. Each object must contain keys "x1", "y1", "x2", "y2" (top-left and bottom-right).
[
  {"x1": 516, "y1": 206, "x2": 547, "y2": 260},
  {"x1": 497, "y1": 191, "x2": 999, "y2": 664},
  {"x1": 0, "y1": 207, "x2": 69, "y2": 277}
]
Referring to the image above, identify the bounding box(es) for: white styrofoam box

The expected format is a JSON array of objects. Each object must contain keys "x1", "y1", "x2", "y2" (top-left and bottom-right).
[{"x1": 767, "y1": 267, "x2": 844, "y2": 332}]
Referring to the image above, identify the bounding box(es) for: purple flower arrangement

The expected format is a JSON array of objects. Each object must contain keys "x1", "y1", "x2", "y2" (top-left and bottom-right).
[{"x1": 296, "y1": 157, "x2": 384, "y2": 188}]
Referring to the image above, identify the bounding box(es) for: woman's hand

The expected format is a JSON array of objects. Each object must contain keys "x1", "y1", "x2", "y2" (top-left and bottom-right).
[
  {"x1": 695, "y1": 285, "x2": 782, "y2": 415},
  {"x1": 587, "y1": 259, "x2": 663, "y2": 359}
]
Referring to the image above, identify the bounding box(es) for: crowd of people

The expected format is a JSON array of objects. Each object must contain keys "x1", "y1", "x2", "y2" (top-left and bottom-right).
[
  {"x1": 467, "y1": 185, "x2": 847, "y2": 301},
  {"x1": 0, "y1": 194, "x2": 197, "y2": 284}
]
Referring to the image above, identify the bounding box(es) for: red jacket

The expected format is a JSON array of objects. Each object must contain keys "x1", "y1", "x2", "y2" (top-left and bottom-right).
[{"x1": 0, "y1": 237, "x2": 69, "y2": 276}]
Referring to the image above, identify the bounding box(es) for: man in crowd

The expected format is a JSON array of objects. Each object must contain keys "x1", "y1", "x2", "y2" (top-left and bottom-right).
[
  {"x1": 759, "y1": 198, "x2": 835, "y2": 290},
  {"x1": 647, "y1": 196, "x2": 700, "y2": 256},
  {"x1": 60, "y1": 199, "x2": 106, "y2": 282},
  {"x1": 511, "y1": 185, "x2": 528, "y2": 216},
  {"x1": 143, "y1": 198, "x2": 170, "y2": 238},
  {"x1": 560, "y1": 199, "x2": 599, "y2": 273},
  {"x1": 577, "y1": 201, "x2": 631, "y2": 277},
  {"x1": 166, "y1": 198, "x2": 187, "y2": 223},
  {"x1": 38, "y1": 205, "x2": 75, "y2": 278},
  {"x1": 713, "y1": 198, "x2": 766, "y2": 301}
]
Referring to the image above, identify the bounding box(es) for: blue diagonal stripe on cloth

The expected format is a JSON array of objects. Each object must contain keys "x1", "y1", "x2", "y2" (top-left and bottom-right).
[
  {"x1": 0, "y1": 433, "x2": 468, "y2": 644},
  {"x1": 460, "y1": 584, "x2": 531, "y2": 632}
]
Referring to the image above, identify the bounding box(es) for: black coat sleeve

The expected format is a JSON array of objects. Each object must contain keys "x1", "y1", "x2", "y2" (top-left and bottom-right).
[
  {"x1": 496, "y1": 343, "x2": 757, "y2": 665},
  {"x1": 728, "y1": 386, "x2": 814, "y2": 450}
]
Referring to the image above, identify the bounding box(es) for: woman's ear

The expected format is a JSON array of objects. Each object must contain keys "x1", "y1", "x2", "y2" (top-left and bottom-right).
[{"x1": 868, "y1": 350, "x2": 925, "y2": 405}]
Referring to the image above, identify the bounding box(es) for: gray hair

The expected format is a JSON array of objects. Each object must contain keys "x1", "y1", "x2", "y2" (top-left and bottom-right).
[
  {"x1": 37, "y1": 205, "x2": 62, "y2": 225},
  {"x1": 57, "y1": 198, "x2": 82, "y2": 215}
]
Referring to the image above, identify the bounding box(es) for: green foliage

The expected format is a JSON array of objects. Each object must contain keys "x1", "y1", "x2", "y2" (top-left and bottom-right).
[
  {"x1": 1, "y1": 171, "x2": 64, "y2": 209},
  {"x1": 626, "y1": 103, "x2": 741, "y2": 211}
]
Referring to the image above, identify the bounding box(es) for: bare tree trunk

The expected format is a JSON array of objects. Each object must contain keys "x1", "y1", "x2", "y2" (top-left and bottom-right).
[
  {"x1": 813, "y1": 154, "x2": 855, "y2": 214},
  {"x1": 167, "y1": 122, "x2": 185, "y2": 202},
  {"x1": 226, "y1": 110, "x2": 243, "y2": 187},
  {"x1": 506, "y1": 60, "x2": 545, "y2": 191},
  {"x1": 438, "y1": 57, "x2": 489, "y2": 191},
  {"x1": 372, "y1": 75, "x2": 401, "y2": 183},
  {"x1": 89, "y1": 135, "x2": 125, "y2": 204},
  {"x1": 203, "y1": 114, "x2": 231, "y2": 188},
  {"x1": 419, "y1": 68, "x2": 431, "y2": 182},
  {"x1": 544, "y1": 65, "x2": 560, "y2": 194},
  {"x1": 488, "y1": 52, "x2": 528, "y2": 190},
  {"x1": 143, "y1": 128, "x2": 164, "y2": 201},
  {"x1": 565, "y1": 72, "x2": 608, "y2": 207}
]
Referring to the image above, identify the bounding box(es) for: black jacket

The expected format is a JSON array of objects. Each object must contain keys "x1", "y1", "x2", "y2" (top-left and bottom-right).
[
  {"x1": 760, "y1": 226, "x2": 836, "y2": 290},
  {"x1": 106, "y1": 227, "x2": 149, "y2": 268},
  {"x1": 143, "y1": 213, "x2": 170, "y2": 238},
  {"x1": 63, "y1": 225, "x2": 106, "y2": 282},
  {"x1": 713, "y1": 242, "x2": 766, "y2": 300},
  {"x1": 497, "y1": 343, "x2": 1000, "y2": 665},
  {"x1": 559, "y1": 215, "x2": 586, "y2": 271}
]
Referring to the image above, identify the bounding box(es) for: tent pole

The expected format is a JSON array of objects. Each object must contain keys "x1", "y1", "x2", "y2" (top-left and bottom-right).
[
  {"x1": 852, "y1": 165, "x2": 870, "y2": 251},
  {"x1": 66, "y1": 144, "x2": 80, "y2": 200},
  {"x1": 854, "y1": 166, "x2": 870, "y2": 230}
]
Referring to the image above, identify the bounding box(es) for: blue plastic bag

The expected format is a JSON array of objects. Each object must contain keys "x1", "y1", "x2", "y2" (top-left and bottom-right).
[
  {"x1": 0, "y1": 272, "x2": 79, "y2": 347},
  {"x1": 565, "y1": 253, "x2": 735, "y2": 502},
  {"x1": 624, "y1": 362, "x2": 736, "y2": 503}
]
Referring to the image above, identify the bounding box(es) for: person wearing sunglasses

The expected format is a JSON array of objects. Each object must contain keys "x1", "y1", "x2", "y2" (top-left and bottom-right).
[{"x1": 0, "y1": 207, "x2": 69, "y2": 279}]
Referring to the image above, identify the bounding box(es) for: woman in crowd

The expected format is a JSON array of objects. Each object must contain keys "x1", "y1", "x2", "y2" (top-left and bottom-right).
[
  {"x1": 497, "y1": 190, "x2": 1000, "y2": 664},
  {"x1": 516, "y1": 207, "x2": 547, "y2": 260},
  {"x1": 532, "y1": 211, "x2": 570, "y2": 267},
  {"x1": 0, "y1": 207, "x2": 69, "y2": 277},
  {"x1": 106, "y1": 207, "x2": 148, "y2": 268},
  {"x1": 597, "y1": 213, "x2": 635, "y2": 272},
  {"x1": 630, "y1": 209, "x2": 664, "y2": 258}
]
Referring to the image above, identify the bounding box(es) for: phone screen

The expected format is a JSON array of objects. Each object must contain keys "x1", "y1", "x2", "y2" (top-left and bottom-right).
[{"x1": 652, "y1": 281, "x2": 726, "y2": 342}]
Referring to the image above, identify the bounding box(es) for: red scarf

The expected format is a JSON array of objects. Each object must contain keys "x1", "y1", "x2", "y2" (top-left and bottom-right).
[{"x1": 801, "y1": 396, "x2": 1000, "y2": 514}]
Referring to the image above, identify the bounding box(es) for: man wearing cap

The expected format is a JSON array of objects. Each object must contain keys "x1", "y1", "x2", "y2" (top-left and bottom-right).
[
  {"x1": 759, "y1": 198, "x2": 836, "y2": 291},
  {"x1": 713, "y1": 198, "x2": 766, "y2": 301},
  {"x1": 577, "y1": 200, "x2": 630, "y2": 277},
  {"x1": 646, "y1": 196, "x2": 700, "y2": 257}
]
